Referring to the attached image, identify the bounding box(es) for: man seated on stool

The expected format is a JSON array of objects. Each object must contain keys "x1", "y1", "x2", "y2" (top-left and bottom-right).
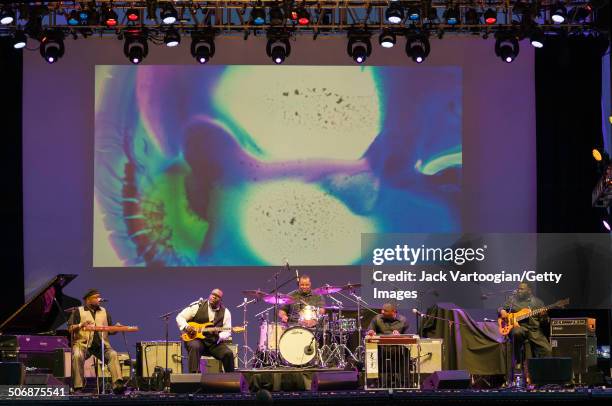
[
  {"x1": 67, "y1": 289, "x2": 125, "y2": 394},
  {"x1": 367, "y1": 302, "x2": 409, "y2": 336},
  {"x1": 176, "y1": 288, "x2": 235, "y2": 373}
]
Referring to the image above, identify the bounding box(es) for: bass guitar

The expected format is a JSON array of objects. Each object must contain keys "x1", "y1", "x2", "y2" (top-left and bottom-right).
[
  {"x1": 181, "y1": 321, "x2": 245, "y2": 342},
  {"x1": 498, "y1": 298, "x2": 569, "y2": 336}
]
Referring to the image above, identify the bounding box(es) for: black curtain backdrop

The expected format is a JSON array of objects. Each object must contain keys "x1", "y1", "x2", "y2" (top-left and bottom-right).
[
  {"x1": 0, "y1": 37, "x2": 24, "y2": 322},
  {"x1": 536, "y1": 36, "x2": 610, "y2": 233},
  {"x1": 0, "y1": 35, "x2": 609, "y2": 321}
]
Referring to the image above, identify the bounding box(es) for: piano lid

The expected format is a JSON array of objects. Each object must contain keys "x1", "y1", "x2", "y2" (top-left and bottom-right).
[{"x1": 0, "y1": 274, "x2": 80, "y2": 335}]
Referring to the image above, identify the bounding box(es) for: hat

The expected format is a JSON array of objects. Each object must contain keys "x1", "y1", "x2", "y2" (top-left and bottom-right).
[{"x1": 82, "y1": 289, "x2": 100, "y2": 300}]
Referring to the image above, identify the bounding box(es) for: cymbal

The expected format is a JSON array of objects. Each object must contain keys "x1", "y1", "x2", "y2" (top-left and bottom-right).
[
  {"x1": 263, "y1": 294, "x2": 295, "y2": 305},
  {"x1": 242, "y1": 289, "x2": 268, "y2": 298},
  {"x1": 312, "y1": 285, "x2": 344, "y2": 295}
]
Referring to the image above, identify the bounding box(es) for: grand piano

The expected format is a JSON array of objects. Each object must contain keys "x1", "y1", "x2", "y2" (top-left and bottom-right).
[{"x1": 0, "y1": 274, "x2": 81, "y2": 379}]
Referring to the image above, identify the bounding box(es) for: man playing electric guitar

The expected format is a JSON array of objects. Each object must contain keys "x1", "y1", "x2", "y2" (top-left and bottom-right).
[
  {"x1": 176, "y1": 288, "x2": 235, "y2": 373},
  {"x1": 498, "y1": 282, "x2": 553, "y2": 366}
]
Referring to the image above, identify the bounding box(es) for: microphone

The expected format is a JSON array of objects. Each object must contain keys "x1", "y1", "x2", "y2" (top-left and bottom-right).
[
  {"x1": 295, "y1": 269, "x2": 299, "y2": 284},
  {"x1": 99, "y1": 298, "x2": 109, "y2": 303},
  {"x1": 304, "y1": 336, "x2": 316, "y2": 355},
  {"x1": 412, "y1": 308, "x2": 422, "y2": 316},
  {"x1": 483, "y1": 318, "x2": 497, "y2": 322}
]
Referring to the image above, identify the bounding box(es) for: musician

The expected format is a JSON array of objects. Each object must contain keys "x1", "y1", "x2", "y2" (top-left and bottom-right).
[
  {"x1": 278, "y1": 275, "x2": 326, "y2": 326},
  {"x1": 367, "y1": 302, "x2": 409, "y2": 336},
  {"x1": 498, "y1": 282, "x2": 552, "y2": 362},
  {"x1": 67, "y1": 289, "x2": 125, "y2": 394},
  {"x1": 176, "y1": 288, "x2": 235, "y2": 373}
]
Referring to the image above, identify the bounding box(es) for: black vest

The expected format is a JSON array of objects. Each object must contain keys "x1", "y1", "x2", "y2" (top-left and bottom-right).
[{"x1": 192, "y1": 301, "x2": 225, "y2": 327}]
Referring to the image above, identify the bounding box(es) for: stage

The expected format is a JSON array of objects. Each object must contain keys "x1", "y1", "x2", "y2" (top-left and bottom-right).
[{"x1": 1, "y1": 388, "x2": 612, "y2": 405}]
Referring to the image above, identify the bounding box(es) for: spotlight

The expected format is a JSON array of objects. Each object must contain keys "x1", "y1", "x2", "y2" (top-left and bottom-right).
[
  {"x1": 78, "y1": 10, "x2": 89, "y2": 24},
  {"x1": 164, "y1": 28, "x2": 181, "y2": 47},
  {"x1": 67, "y1": 10, "x2": 80, "y2": 26},
  {"x1": 13, "y1": 30, "x2": 27, "y2": 49},
  {"x1": 385, "y1": 4, "x2": 404, "y2": 24},
  {"x1": 405, "y1": 33, "x2": 430, "y2": 63},
  {"x1": 347, "y1": 33, "x2": 371, "y2": 64},
  {"x1": 0, "y1": 8, "x2": 15, "y2": 25},
  {"x1": 551, "y1": 2, "x2": 567, "y2": 24},
  {"x1": 101, "y1": 7, "x2": 118, "y2": 27},
  {"x1": 297, "y1": 7, "x2": 310, "y2": 25},
  {"x1": 39, "y1": 30, "x2": 65, "y2": 64},
  {"x1": 484, "y1": 8, "x2": 497, "y2": 25},
  {"x1": 190, "y1": 31, "x2": 215, "y2": 64},
  {"x1": 269, "y1": 6, "x2": 285, "y2": 26},
  {"x1": 379, "y1": 30, "x2": 396, "y2": 49},
  {"x1": 124, "y1": 30, "x2": 148, "y2": 64},
  {"x1": 593, "y1": 148, "x2": 603, "y2": 162},
  {"x1": 161, "y1": 2, "x2": 178, "y2": 25},
  {"x1": 530, "y1": 27, "x2": 545, "y2": 48},
  {"x1": 266, "y1": 34, "x2": 291, "y2": 64},
  {"x1": 407, "y1": 7, "x2": 420, "y2": 21},
  {"x1": 251, "y1": 7, "x2": 266, "y2": 25},
  {"x1": 126, "y1": 8, "x2": 140, "y2": 22},
  {"x1": 495, "y1": 32, "x2": 519, "y2": 63},
  {"x1": 603, "y1": 219, "x2": 611, "y2": 232},
  {"x1": 444, "y1": 7, "x2": 459, "y2": 25}
]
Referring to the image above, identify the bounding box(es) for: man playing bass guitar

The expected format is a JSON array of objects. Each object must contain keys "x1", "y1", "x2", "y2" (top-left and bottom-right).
[{"x1": 176, "y1": 288, "x2": 235, "y2": 373}]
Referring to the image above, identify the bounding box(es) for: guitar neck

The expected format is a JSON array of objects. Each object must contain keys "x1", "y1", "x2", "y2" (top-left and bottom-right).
[{"x1": 516, "y1": 305, "x2": 552, "y2": 322}]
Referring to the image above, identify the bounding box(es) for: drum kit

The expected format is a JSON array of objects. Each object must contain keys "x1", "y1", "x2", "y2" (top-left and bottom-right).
[{"x1": 238, "y1": 283, "x2": 368, "y2": 369}]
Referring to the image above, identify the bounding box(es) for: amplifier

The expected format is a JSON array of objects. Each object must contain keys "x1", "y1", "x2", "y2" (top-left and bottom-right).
[
  {"x1": 84, "y1": 352, "x2": 131, "y2": 379},
  {"x1": 136, "y1": 341, "x2": 182, "y2": 378},
  {"x1": 0, "y1": 348, "x2": 71, "y2": 378},
  {"x1": 551, "y1": 318, "x2": 596, "y2": 336},
  {"x1": 551, "y1": 335, "x2": 597, "y2": 374},
  {"x1": 408, "y1": 338, "x2": 443, "y2": 374}
]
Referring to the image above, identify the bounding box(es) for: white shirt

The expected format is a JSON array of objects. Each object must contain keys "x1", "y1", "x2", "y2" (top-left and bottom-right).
[{"x1": 176, "y1": 298, "x2": 232, "y2": 342}]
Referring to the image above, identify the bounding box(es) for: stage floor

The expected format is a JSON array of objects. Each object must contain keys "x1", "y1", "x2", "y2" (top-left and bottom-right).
[{"x1": 1, "y1": 388, "x2": 612, "y2": 405}]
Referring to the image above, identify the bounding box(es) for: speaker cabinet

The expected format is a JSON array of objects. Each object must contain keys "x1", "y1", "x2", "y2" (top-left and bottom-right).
[
  {"x1": 551, "y1": 335, "x2": 597, "y2": 373},
  {"x1": 408, "y1": 338, "x2": 443, "y2": 374},
  {"x1": 0, "y1": 362, "x2": 25, "y2": 385},
  {"x1": 169, "y1": 373, "x2": 202, "y2": 393},
  {"x1": 527, "y1": 357, "x2": 573, "y2": 385},
  {"x1": 200, "y1": 343, "x2": 239, "y2": 373},
  {"x1": 312, "y1": 370, "x2": 359, "y2": 391},
  {"x1": 137, "y1": 341, "x2": 182, "y2": 377},
  {"x1": 200, "y1": 372, "x2": 248, "y2": 393},
  {"x1": 421, "y1": 370, "x2": 471, "y2": 390},
  {"x1": 84, "y1": 352, "x2": 131, "y2": 379}
]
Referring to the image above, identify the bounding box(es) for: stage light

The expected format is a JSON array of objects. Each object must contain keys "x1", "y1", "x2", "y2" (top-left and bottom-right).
[
  {"x1": 347, "y1": 33, "x2": 371, "y2": 64},
  {"x1": 464, "y1": 8, "x2": 479, "y2": 25},
  {"x1": 13, "y1": 30, "x2": 26, "y2": 49},
  {"x1": 444, "y1": 7, "x2": 459, "y2": 25},
  {"x1": 385, "y1": 4, "x2": 404, "y2": 24},
  {"x1": 269, "y1": 6, "x2": 285, "y2": 26},
  {"x1": 495, "y1": 32, "x2": 519, "y2": 63},
  {"x1": 551, "y1": 2, "x2": 567, "y2": 24},
  {"x1": 484, "y1": 8, "x2": 497, "y2": 25},
  {"x1": 297, "y1": 8, "x2": 310, "y2": 25},
  {"x1": 191, "y1": 32, "x2": 215, "y2": 64},
  {"x1": 101, "y1": 7, "x2": 118, "y2": 27},
  {"x1": 530, "y1": 28, "x2": 545, "y2": 48},
  {"x1": 126, "y1": 8, "x2": 140, "y2": 22},
  {"x1": 164, "y1": 28, "x2": 181, "y2": 47},
  {"x1": 78, "y1": 10, "x2": 89, "y2": 23},
  {"x1": 407, "y1": 7, "x2": 420, "y2": 21},
  {"x1": 593, "y1": 149, "x2": 603, "y2": 162},
  {"x1": 405, "y1": 33, "x2": 430, "y2": 63},
  {"x1": 266, "y1": 36, "x2": 291, "y2": 64},
  {"x1": 40, "y1": 30, "x2": 65, "y2": 64},
  {"x1": 604, "y1": 219, "x2": 611, "y2": 232},
  {"x1": 379, "y1": 30, "x2": 396, "y2": 49},
  {"x1": 67, "y1": 10, "x2": 79, "y2": 26},
  {"x1": 124, "y1": 31, "x2": 148, "y2": 64},
  {"x1": 251, "y1": 7, "x2": 266, "y2": 25},
  {"x1": 161, "y1": 3, "x2": 178, "y2": 25},
  {"x1": 0, "y1": 8, "x2": 15, "y2": 25}
]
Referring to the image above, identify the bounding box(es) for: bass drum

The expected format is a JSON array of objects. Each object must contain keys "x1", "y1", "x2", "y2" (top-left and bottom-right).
[{"x1": 278, "y1": 326, "x2": 317, "y2": 366}]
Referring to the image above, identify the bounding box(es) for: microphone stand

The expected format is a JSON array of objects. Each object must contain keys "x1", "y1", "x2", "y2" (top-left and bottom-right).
[
  {"x1": 236, "y1": 298, "x2": 256, "y2": 368},
  {"x1": 158, "y1": 306, "x2": 186, "y2": 390},
  {"x1": 265, "y1": 263, "x2": 297, "y2": 368}
]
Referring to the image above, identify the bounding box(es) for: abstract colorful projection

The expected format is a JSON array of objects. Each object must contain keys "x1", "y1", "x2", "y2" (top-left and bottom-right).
[{"x1": 94, "y1": 66, "x2": 462, "y2": 267}]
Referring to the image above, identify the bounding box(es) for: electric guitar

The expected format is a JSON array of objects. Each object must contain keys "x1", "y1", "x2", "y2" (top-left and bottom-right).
[
  {"x1": 180, "y1": 321, "x2": 245, "y2": 342},
  {"x1": 497, "y1": 298, "x2": 569, "y2": 336}
]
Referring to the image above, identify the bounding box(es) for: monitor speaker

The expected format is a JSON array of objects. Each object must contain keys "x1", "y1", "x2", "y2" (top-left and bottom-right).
[{"x1": 421, "y1": 370, "x2": 471, "y2": 390}]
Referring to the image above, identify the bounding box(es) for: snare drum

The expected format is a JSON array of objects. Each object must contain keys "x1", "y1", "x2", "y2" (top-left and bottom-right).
[
  {"x1": 298, "y1": 305, "x2": 319, "y2": 328},
  {"x1": 336, "y1": 317, "x2": 357, "y2": 332},
  {"x1": 258, "y1": 321, "x2": 287, "y2": 351},
  {"x1": 278, "y1": 326, "x2": 317, "y2": 366}
]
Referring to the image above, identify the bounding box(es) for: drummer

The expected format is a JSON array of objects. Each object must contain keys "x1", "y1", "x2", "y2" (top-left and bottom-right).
[{"x1": 278, "y1": 275, "x2": 326, "y2": 327}]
